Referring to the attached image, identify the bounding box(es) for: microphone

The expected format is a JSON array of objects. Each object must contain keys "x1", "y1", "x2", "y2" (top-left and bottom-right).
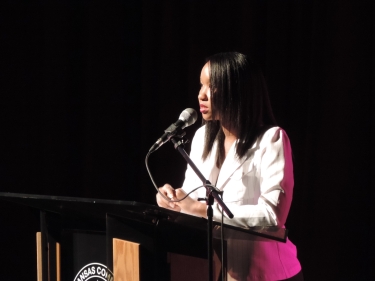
[{"x1": 149, "y1": 108, "x2": 198, "y2": 153}]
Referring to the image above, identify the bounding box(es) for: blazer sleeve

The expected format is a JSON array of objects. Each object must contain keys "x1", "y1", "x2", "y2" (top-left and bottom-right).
[
  {"x1": 180, "y1": 126, "x2": 207, "y2": 200},
  {"x1": 212, "y1": 128, "x2": 294, "y2": 228}
]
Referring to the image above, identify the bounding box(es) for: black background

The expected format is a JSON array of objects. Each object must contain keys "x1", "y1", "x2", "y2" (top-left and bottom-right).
[{"x1": 1, "y1": 1, "x2": 374, "y2": 280}]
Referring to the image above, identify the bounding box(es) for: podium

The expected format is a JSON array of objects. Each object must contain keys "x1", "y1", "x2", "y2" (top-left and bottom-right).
[{"x1": 0, "y1": 192, "x2": 287, "y2": 281}]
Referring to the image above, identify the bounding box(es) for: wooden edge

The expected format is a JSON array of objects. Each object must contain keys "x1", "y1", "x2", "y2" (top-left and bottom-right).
[
  {"x1": 36, "y1": 232, "x2": 42, "y2": 281},
  {"x1": 36, "y1": 232, "x2": 61, "y2": 281},
  {"x1": 56, "y1": 242, "x2": 61, "y2": 281},
  {"x1": 113, "y1": 238, "x2": 140, "y2": 281}
]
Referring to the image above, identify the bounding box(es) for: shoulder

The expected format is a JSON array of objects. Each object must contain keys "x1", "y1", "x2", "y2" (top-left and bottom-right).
[
  {"x1": 194, "y1": 124, "x2": 206, "y2": 137},
  {"x1": 191, "y1": 124, "x2": 206, "y2": 143},
  {"x1": 189, "y1": 125, "x2": 206, "y2": 154},
  {"x1": 259, "y1": 126, "x2": 290, "y2": 146},
  {"x1": 257, "y1": 127, "x2": 293, "y2": 165}
]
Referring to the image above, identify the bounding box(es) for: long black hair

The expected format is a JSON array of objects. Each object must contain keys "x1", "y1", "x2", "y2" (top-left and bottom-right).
[{"x1": 202, "y1": 52, "x2": 277, "y2": 168}]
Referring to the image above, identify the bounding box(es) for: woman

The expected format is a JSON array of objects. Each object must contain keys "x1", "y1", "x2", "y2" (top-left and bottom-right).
[{"x1": 156, "y1": 52, "x2": 303, "y2": 281}]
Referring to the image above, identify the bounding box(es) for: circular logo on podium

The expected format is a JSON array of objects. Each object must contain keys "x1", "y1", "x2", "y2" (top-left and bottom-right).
[{"x1": 73, "y1": 262, "x2": 114, "y2": 281}]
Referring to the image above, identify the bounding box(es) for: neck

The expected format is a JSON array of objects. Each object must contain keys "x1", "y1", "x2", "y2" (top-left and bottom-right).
[
  {"x1": 221, "y1": 125, "x2": 237, "y2": 141},
  {"x1": 221, "y1": 125, "x2": 237, "y2": 158}
]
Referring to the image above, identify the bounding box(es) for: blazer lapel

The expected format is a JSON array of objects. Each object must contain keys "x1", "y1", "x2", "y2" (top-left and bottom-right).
[
  {"x1": 204, "y1": 141, "x2": 220, "y2": 186},
  {"x1": 216, "y1": 141, "x2": 248, "y2": 190}
]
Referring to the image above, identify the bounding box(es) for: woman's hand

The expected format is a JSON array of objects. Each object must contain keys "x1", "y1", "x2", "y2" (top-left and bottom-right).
[
  {"x1": 156, "y1": 184, "x2": 181, "y2": 212},
  {"x1": 156, "y1": 185, "x2": 207, "y2": 217},
  {"x1": 174, "y1": 188, "x2": 207, "y2": 218}
]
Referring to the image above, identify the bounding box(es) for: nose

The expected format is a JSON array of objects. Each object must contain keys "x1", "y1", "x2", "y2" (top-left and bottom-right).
[{"x1": 198, "y1": 87, "x2": 208, "y2": 101}]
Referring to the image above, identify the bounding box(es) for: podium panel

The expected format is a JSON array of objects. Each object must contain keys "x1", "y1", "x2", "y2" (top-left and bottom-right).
[
  {"x1": 113, "y1": 238, "x2": 140, "y2": 281},
  {"x1": 0, "y1": 192, "x2": 287, "y2": 281}
]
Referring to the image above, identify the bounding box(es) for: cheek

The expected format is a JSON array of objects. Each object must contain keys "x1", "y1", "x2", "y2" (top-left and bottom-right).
[{"x1": 207, "y1": 88, "x2": 212, "y2": 99}]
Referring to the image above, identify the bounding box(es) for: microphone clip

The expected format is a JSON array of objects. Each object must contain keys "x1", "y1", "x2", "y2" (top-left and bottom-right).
[{"x1": 170, "y1": 135, "x2": 190, "y2": 150}]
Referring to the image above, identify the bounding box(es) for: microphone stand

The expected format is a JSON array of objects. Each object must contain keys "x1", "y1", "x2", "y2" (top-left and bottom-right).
[{"x1": 170, "y1": 136, "x2": 233, "y2": 281}]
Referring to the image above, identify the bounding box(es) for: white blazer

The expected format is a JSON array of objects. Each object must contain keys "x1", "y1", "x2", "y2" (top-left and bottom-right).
[
  {"x1": 182, "y1": 125, "x2": 294, "y2": 228},
  {"x1": 181, "y1": 125, "x2": 301, "y2": 280}
]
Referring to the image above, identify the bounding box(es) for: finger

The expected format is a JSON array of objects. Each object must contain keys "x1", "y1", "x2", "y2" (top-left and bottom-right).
[
  {"x1": 168, "y1": 201, "x2": 176, "y2": 208},
  {"x1": 165, "y1": 185, "x2": 176, "y2": 197},
  {"x1": 157, "y1": 187, "x2": 176, "y2": 210},
  {"x1": 174, "y1": 188, "x2": 187, "y2": 199},
  {"x1": 160, "y1": 184, "x2": 177, "y2": 200},
  {"x1": 156, "y1": 193, "x2": 168, "y2": 208}
]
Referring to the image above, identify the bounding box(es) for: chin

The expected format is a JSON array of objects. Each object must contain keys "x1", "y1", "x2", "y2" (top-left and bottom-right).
[{"x1": 202, "y1": 114, "x2": 212, "y2": 121}]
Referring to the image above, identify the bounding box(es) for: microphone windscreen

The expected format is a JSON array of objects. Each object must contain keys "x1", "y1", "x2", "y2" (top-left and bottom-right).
[{"x1": 179, "y1": 108, "x2": 198, "y2": 128}]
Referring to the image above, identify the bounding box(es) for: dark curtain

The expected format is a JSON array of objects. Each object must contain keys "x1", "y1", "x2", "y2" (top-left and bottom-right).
[{"x1": 1, "y1": 1, "x2": 373, "y2": 280}]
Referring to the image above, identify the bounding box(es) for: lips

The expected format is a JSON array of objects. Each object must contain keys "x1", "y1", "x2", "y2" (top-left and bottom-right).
[{"x1": 200, "y1": 104, "x2": 209, "y2": 114}]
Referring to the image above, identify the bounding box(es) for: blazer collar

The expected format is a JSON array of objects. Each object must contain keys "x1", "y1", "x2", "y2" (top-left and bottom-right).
[{"x1": 216, "y1": 140, "x2": 248, "y2": 189}]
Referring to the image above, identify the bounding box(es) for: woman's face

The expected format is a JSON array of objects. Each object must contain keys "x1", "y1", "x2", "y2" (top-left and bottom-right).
[{"x1": 198, "y1": 62, "x2": 212, "y2": 121}]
